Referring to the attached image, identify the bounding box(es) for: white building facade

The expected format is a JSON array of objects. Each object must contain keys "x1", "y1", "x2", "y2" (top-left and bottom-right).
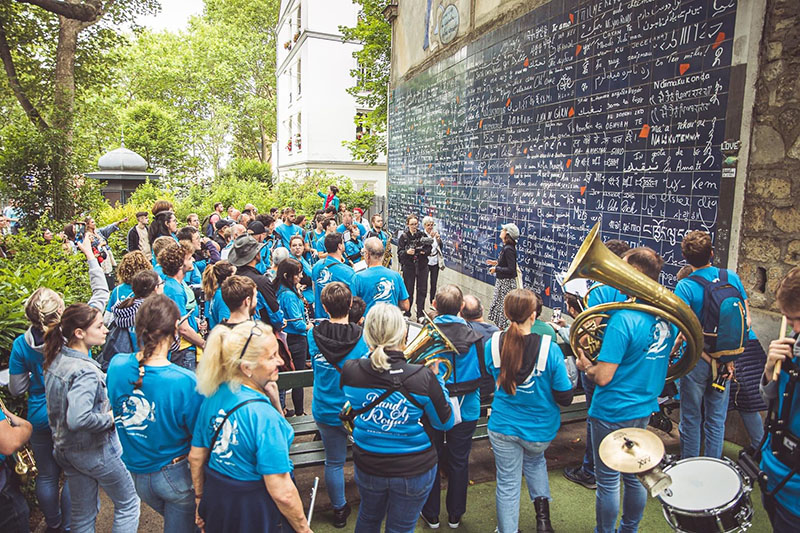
[{"x1": 274, "y1": 0, "x2": 387, "y2": 198}]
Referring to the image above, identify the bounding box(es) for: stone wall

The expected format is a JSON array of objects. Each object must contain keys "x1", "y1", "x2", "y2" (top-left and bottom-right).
[{"x1": 738, "y1": 0, "x2": 800, "y2": 316}]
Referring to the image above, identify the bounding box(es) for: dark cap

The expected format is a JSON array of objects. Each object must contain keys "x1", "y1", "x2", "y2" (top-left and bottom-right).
[
  {"x1": 228, "y1": 235, "x2": 264, "y2": 267},
  {"x1": 215, "y1": 219, "x2": 232, "y2": 230},
  {"x1": 247, "y1": 221, "x2": 266, "y2": 236}
]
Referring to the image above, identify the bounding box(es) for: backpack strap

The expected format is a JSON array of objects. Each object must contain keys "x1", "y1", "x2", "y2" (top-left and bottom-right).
[
  {"x1": 536, "y1": 334, "x2": 552, "y2": 374},
  {"x1": 207, "y1": 398, "x2": 271, "y2": 464},
  {"x1": 491, "y1": 331, "x2": 502, "y2": 369}
]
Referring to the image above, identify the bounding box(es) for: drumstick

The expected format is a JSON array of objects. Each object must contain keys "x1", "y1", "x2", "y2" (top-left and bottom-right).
[{"x1": 773, "y1": 316, "x2": 788, "y2": 381}]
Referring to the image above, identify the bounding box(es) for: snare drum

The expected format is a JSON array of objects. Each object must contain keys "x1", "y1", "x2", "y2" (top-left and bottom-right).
[{"x1": 658, "y1": 457, "x2": 753, "y2": 532}]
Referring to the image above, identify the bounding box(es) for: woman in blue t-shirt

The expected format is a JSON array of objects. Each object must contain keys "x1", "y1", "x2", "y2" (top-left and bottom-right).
[
  {"x1": 484, "y1": 289, "x2": 574, "y2": 533},
  {"x1": 289, "y1": 234, "x2": 315, "y2": 312},
  {"x1": 107, "y1": 294, "x2": 204, "y2": 533},
  {"x1": 188, "y1": 321, "x2": 311, "y2": 533},
  {"x1": 275, "y1": 258, "x2": 311, "y2": 416},
  {"x1": 201, "y1": 261, "x2": 236, "y2": 329}
]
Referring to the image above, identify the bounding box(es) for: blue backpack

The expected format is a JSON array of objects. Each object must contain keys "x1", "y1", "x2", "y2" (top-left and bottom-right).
[{"x1": 688, "y1": 269, "x2": 747, "y2": 362}]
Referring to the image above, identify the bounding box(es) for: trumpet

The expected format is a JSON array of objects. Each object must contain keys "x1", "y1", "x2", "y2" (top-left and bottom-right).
[
  {"x1": 562, "y1": 223, "x2": 703, "y2": 382},
  {"x1": 0, "y1": 396, "x2": 37, "y2": 482}
]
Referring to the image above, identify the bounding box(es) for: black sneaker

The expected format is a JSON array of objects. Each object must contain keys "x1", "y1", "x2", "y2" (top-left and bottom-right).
[
  {"x1": 563, "y1": 465, "x2": 597, "y2": 489},
  {"x1": 332, "y1": 503, "x2": 350, "y2": 528},
  {"x1": 420, "y1": 512, "x2": 440, "y2": 529},
  {"x1": 448, "y1": 514, "x2": 461, "y2": 528}
]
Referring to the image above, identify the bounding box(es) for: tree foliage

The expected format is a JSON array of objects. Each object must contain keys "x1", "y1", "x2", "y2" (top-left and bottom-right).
[{"x1": 339, "y1": 0, "x2": 391, "y2": 164}]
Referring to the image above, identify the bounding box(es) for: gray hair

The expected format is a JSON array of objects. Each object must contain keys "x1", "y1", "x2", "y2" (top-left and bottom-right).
[
  {"x1": 272, "y1": 246, "x2": 290, "y2": 266},
  {"x1": 422, "y1": 216, "x2": 435, "y2": 227},
  {"x1": 363, "y1": 303, "x2": 406, "y2": 371},
  {"x1": 363, "y1": 237, "x2": 384, "y2": 260}
]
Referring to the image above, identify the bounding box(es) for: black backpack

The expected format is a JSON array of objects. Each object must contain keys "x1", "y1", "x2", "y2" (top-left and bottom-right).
[{"x1": 97, "y1": 324, "x2": 136, "y2": 372}]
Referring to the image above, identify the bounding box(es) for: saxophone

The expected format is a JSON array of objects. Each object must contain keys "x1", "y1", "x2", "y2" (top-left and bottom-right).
[
  {"x1": 381, "y1": 231, "x2": 393, "y2": 267},
  {"x1": 0, "y1": 396, "x2": 37, "y2": 482}
]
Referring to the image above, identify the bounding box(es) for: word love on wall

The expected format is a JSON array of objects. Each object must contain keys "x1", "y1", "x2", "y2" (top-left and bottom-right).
[{"x1": 388, "y1": 0, "x2": 742, "y2": 308}]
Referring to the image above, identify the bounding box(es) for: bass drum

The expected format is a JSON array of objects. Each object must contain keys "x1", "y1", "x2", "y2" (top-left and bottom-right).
[{"x1": 658, "y1": 457, "x2": 753, "y2": 532}]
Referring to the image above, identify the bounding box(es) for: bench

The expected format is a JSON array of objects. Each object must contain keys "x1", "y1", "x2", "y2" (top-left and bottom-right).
[{"x1": 277, "y1": 369, "x2": 590, "y2": 468}]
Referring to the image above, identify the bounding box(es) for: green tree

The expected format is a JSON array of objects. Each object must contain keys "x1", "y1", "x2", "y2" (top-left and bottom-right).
[
  {"x1": 0, "y1": 0, "x2": 159, "y2": 220},
  {"x1": 339, "y1": 0, "x2": 391, "y2": 164}
]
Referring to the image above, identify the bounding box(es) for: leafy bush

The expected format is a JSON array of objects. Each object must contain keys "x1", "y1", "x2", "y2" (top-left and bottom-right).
[{"x1": 273, "y1": 170, "x2": 376, "y2": 215}]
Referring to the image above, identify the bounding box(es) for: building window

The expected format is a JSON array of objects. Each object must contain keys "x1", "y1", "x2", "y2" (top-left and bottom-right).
[
  {"x1": 356, "y1": 112, "x2": 371, "y2": 140},
  {"x1": 357, "y1": 61, "x2": 371, "y2": 90},
  {"x1": 286, "y1": 120, "x2": 293, "y2": 154},
  {"x1": 297, "y1": 59, "x2": 301, "y2": 97},
  {"x1": 296, "y1": 113, "x2": 302, "y2": 152}
]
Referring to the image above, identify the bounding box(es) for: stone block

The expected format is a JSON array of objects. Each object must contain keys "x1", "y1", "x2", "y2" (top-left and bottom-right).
[
  {"x1": 763, "y1": 59, "x2": 785, "y2": 82},
  {"x1": 751, "y1": 125, "x2": 786, "y2": 165},
  {"x1": 767, "y1": 41, "x2": 783, "y2": 61},
  {"x1": 741, "y1": 238, "x2": 781, "y2": 262},
  {"x1": 768, "y1": 265, "x2": 789, "y2": 296},
  {"x1": 788, "y1": 133, "x2": 800, "y2": 160},
  {"x1": 786, "y1": 240, "x2": 800, "y2": 263},
  {"x1": 741, "y1": 204, "x2": 769, "y2": 233},
  {"x1": 748, "y1": 176, "x2": 792, "y2": 196},
  {"x1": 772, "y1": 207, "x2": 800, "y2": 233}
]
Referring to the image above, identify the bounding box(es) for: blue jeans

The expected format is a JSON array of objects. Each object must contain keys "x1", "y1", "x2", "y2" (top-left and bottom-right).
[
  {"x1": 30, "y1": 427, "x2": 71, "y2": 530},
  {"x1": 132, "y1": 459, "x2": 195, "y2": 533},
  {"x1": 488, "y1": 429, "x2": 551, "y2": 533},
  {"x1": 317, "y1": 422, "x2": 349, "y2": 510},
  {"x1": 581, "y1": 372, "x2": 596, "y2": 477},
  {"x1": 422, "y1": 419, "x2": 478, "y2": 520},
  {"x1": 354, "y1": 464, "x2": 437, "y2": 533},
  {"x1": 679, "y1": 359, "x2": 730, "y2": 458},
  {"x1": 762, "y1": 491, "x2": 800, "y2": 533},
  {"x1": 590, "y1": 416, "x2": 650, "y2": 533},
  {"x1": 0, "y1": 470, "x2": 29, "y2": 533},
  {"x1": 739, "y1": 410, "x2": 765, "y2": 450},
  {"x1": 170, "y1": 347, "x2": 197, "y2": 372},
  {"x1": 55, "y1": 434, "x2": 140, "y2": 533}
]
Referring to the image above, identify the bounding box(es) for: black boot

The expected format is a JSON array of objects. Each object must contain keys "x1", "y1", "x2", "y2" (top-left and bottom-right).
[
  {"x1": 332, "y1": 503, "x2": 351, "y2": 528},
  {"x1": 534, "y1": 497, "x2": 554, "y2": 533}
]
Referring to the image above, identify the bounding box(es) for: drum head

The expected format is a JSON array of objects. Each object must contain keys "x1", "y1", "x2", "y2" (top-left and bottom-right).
[{"x1": 659, "y1": 458, "x2": 741, "y2": 511}]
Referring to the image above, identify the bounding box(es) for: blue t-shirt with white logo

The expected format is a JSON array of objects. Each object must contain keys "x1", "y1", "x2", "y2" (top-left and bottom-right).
[
  {"x1": 589, "y1": 309, "x2": 675, "y2": 422},
  {"x1": 277, "y1": 286, "x2": 307, "y2": 336},
  {"x1": 107, "y1": 283, "x2": 134, "y2": 311},
  {"x1": 587, "y1": 283, "x2": 627, "y2": 308},
  {"x1": 353, "y1": 266, "x2": 409, "y2": 316},
  {"x1": 674, "y1": 266, "x2": 755, "y2": 340},
  {"x1": 107, "y1": 353, "x2": 204, "y2": 473},
  {"x1": 485, "y1": 335, "x2": 571, "y2": 442},
  {"x1": 309, "y1": 329, "x2": 370, "y2": 426},
  {"x1": 9, "y1": 334, "x2": 48, "y2": 430},
  {"x1": 274, "y1": 223, "x2": 302, "y2": 249},
  {"x1": 312, "y1": 257, "x2": 355, "y2": 319},
  {"x1": 192, "y1": 383, "x2": 294, "y2": 481}
]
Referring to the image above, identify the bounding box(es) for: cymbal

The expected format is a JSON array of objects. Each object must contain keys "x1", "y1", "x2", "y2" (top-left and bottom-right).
[{"x1": 598, "y1": 427, "x2": 665, "y2": 474}]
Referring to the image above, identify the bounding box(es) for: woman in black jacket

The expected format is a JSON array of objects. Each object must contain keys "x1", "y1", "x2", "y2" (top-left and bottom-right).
[
  {"x1": 487, "y1": 223, "x2": 520, "y2": 329},
  {"x1": 397, "y1": 215, "x2": 431, "y2": 320}
]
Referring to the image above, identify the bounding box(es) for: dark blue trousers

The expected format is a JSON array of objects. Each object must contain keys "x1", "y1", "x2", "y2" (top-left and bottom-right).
[{"x1": 422, "y1": 419, "x2": 478, "y2": 520}]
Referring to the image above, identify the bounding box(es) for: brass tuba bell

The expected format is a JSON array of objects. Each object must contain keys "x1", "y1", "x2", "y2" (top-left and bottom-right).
[
  {"x1": 0, "y1": 396, "x2": 37, "y2": 483},
  {"x1": 404, "y1": 312, "x2": 457, "y2": 381},
  {"x1": 562, "y1": 223, "x2": 703, "y2": 382}
]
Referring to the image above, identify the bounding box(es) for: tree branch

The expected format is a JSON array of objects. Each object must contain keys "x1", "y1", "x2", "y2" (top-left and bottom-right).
[
  {"x1": 14, "y1": 0, "x2": 99, "y2": 21},
  {"x1": 0, "y1": 17, "x2": 49, "y2": 130}
]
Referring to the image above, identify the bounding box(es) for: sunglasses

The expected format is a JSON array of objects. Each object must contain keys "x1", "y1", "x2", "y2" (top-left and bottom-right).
[{"x1": 238, "y1": 322, "x2": 263, "y2": 360}]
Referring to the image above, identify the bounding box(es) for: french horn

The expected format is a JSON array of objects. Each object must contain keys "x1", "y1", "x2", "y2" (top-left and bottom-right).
[
  {"x1": 562, "y1": 223, "x2": 703, "y2": 382},
  {"x1": 404, "y1": 312, "x2": 456, "y2": 381}
]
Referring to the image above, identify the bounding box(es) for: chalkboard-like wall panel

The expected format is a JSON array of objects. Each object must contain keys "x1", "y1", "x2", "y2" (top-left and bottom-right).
[{"x1": 388, "y1": 0, "x2": 740, "y2": 308}]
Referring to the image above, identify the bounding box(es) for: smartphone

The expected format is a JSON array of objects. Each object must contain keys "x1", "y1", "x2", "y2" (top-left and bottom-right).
[
  {"x1": 552, "y1": 308, "x2": 562, "y2": 322},
  {"x1": 74, "y1": 223, "x2": 86, "y2": 243}
]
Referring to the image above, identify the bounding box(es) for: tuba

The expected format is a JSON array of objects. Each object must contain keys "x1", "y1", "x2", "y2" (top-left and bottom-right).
[
  {"x1": 0, "y1": 396, "x2": 37, "y2": 483},
  {"x1": 562, "y1": 223, "x2": 703, "y2": 382},
  {"x1": 404, "y1": 312, "x2": 456, "y2": 381}
]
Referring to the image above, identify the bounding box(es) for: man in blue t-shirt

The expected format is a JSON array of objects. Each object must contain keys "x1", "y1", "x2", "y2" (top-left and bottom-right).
[
  {"x1": 312, "y1": 233, "x2": 355, "y2": 319},
  {"x1": 575, "y1": 247, "x2": 675, "y2": 533},
  {"x1": 273, "y1": 207, "x2": 302, "y2": 249},
  {"x1": 674, "y1": 230, "x2": 749, "y2": 460},
  {"x1": 760, "y1": 266, "x2": 800, "y2": 529},
  {"x1": 353, "y1": 237, "x2": 409, "y2": 316}
]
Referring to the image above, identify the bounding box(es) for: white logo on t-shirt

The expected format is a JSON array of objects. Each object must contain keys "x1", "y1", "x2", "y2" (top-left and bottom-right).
[
  {"x1": 375, "y1": 279, "x2": 393, "y2": 301},
  {"x1": 646, "y1": 319, "x2": 671, "y2": 357},
  {"x1": 212, "y1": 409, "x2": 239, "y2": 459},
  {"x1": 117, "y1": 389, "x2": 156, "y2": 431}
]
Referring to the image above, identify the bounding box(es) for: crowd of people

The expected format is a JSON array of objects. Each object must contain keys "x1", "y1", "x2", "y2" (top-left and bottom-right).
[{"x1": 0, "y1": 189, "x2": 798, "y2": 533}]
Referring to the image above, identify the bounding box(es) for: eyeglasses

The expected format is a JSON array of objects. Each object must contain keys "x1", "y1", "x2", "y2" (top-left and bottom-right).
[{"x1": 238, "y1": 322, "x2": 262, "y2": 360}]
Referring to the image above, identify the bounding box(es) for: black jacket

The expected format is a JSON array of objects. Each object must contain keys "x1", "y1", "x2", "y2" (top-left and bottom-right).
[
  {"x1": 126, "y1": 226, "x2": 143, "y2": 253},
  {"x1": 312, "y1": 321, "x2": 363, "y2": 369},
  {"x1": 236, "y1": 264, "x2": 280, "y2": 328},
  {"x1": 397, "y1": 229, "x2": 431, "y2": 267},
  {"x1": 495, "y1": 244, "x2": 517, "y2": 279}
]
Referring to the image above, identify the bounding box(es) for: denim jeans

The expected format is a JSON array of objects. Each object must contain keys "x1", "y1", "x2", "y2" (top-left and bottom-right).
[
  {"x1": 30, "y1": 427, "x2": 71, "y2": 530},
  {"x1": 132, "y1": 459, "x2": 195, "y2": 533},
  {"x1": 317, "y1": 422, "x2": 349, "y2": 510},
  {"x1": 170, "y1": 347, "x2": 197, "y2": 372},
  {"x1": 679, "y1": 358, "x2": 730, "y2": 458},
  {"x1": 488, "y1": 429, "x2": 551, "y2": 533},
  {"x1": 0, "y1": 471, "x2": 29, "y2": 533},
  {"x1": 354, "y1": 464, "x2": 436, "y2": 533},
  {"x1": 55, "y1": 434, "x2": 140, "y2": 533},
  {"x1": 762, "y1": 491, "x2": 800, "y2": 533},
  {"x1": 590, "y1": 416, "x2": 650, "y2": 533},
  {"x1": 739, "y1": 410, "x2": 765, "y2": 450},
  {"x1": 422, "y1": 420, "x2": 477, "y2": 520},
  {"x1": 581, "y1": 372, "x2": 596, "y2": 477}
]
